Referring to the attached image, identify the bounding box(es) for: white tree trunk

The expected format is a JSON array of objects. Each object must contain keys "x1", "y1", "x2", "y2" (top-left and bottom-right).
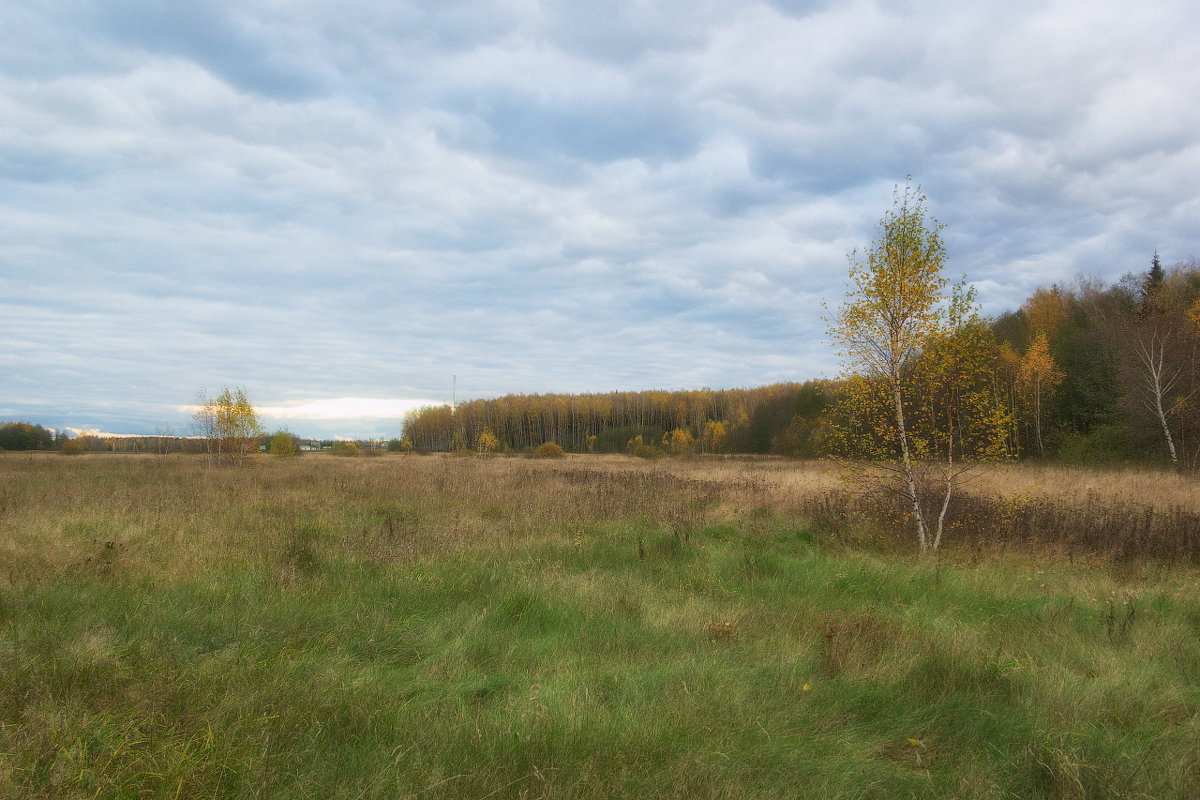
[
  {"x1": 892, "y1": 376, "x2": 929, "y2": 550},
  {"x1": 1152, "y1": 374, "x2": 1179, "y2": 467},
  {"x1": 1137, "y1": 333, "x2": 1179, "y2": 467},
  {"x1": 933, "y1": 405, "x2": 955, "y2": 551},
  {"x1": 1034, "y1": 374, "x2": 1044, "y2": 456}
]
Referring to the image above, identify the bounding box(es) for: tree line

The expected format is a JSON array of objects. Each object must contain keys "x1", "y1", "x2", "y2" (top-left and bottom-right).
[
  {"x1": 990, "y1": 255, "x2": 1200, "y2": 468},
  {"x1": 0, "y1": 422, "x2": 61, "y2": 451},
  {"x1": 400, "y1": 382, "x2": 834, "y2": 457},
  {"x1": 401, "y1": 264, "x2": 1199, "y2": 469},
  {"x1": 0, "y1": 421, "x2": 397, "y2": 457}
]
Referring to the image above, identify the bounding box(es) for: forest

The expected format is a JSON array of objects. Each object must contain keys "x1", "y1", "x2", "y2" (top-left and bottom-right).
[{"x1": 401, "y1": 256, "x2": 1200, "y2": 467}]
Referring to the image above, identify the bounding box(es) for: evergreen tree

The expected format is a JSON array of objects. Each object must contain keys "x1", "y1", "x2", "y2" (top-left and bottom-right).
[{"x1": 1143, "y1": 251, "x2": 1165, "y2": 311}]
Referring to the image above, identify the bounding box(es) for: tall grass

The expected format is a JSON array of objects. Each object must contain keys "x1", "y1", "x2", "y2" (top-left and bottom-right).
[{"x1": 2, "y1": 453, "x2": 1199, "y2": 798}]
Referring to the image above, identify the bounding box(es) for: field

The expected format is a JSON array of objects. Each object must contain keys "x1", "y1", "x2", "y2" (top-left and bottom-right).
[{"x1": 2, "y1": 452, "x2": 1200, "y2": 798}]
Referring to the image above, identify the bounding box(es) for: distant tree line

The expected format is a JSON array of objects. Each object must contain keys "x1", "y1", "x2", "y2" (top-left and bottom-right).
[
  {"x1": 401, "y1": 257, "x2": 1200, "y2": 469},
  {"x1": 0, "y1": 421, "x2": 59, "y2": 451},
  {"x1": 0, "y1": 425, "x2": 198, "y2": 454},
  {"x1": 0, "y1": 427, "x2": 402, "y2": 457},
  {"x1": 401, "y1": 382, "x2": 835, "y2": 457}
]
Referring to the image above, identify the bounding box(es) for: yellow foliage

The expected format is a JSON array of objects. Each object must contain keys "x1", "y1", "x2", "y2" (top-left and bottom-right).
[
  {"x1": 1020, "y1": 333, "x2": 1063, "y2": 392},
  {"x1": 1019, "y1": 332, "x2": 1064, "y2": 456},
  {"x1": 665, "y1": 428, "x2": 695, "y2": 455},
  {"x1": 701, "y1": 420, "x2": 725, "y2": 453},
  {"x1": 826, "y1": 181, "x2": 1010, "y2": 552},
  {"x1": 534, "y1": 442, "x2": 565, "y2": 459},
  {"x1": 330, "y1": 441, "x2": 359, "y2": 457},
  {"x1": 192, "y1": 387, "x2": 263, "y2": 467},
  {"x1": 826, "y1": 180, "x2": 947, "y2": 383},
  {"x1": 475, "y1": 428, "x2": 500, "y2": 456},
  {"x1": 1023, "y1": 287, "x2": 1066, "y2": 339},
  {"x1": 625, "y1": 435, "x2": 662, "y2": 459}
]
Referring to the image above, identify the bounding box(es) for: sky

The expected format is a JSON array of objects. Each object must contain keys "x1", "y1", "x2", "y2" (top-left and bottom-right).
[{"x1": 2, "y1": 1, "x2": 1198, "y2": 439}]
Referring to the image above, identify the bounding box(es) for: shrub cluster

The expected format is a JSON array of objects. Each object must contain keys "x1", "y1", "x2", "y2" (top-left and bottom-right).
[
  {"x1": 624, "y1": 435, "x2": 662, "y2": 459},
  {"x1": 269, "y1": 430, "x2": 299, "y2": 459},
  {"x1": 801, "y1": 487, "x2": 1200, "y2": 562},
  {"x1": 533, "y1": 442, "x2": 565, "y2": 459}
]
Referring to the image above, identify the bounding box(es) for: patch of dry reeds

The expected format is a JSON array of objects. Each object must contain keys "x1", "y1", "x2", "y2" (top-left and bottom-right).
[
  {"x1": 640, "y1": 456, "x2": 1200, "y2": 560},
  {"x1": 793, "y1": 484, "x2": 1200, "y2": 562}
]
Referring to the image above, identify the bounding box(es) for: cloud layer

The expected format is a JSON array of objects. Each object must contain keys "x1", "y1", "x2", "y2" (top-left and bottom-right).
[{"x1": 3, "y1": 1, "x2": 1198, "y2": 436}]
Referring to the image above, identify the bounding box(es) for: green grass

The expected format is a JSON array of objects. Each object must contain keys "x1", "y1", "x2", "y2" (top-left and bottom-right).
[{"x1": 2, "y1": 455, "x2": 1200, "y2": 798}]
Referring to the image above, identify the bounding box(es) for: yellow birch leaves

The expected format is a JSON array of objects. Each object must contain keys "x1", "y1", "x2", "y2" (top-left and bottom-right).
[{"x1": 826, "y1": 180, "x2": 1010, "y2": 550}]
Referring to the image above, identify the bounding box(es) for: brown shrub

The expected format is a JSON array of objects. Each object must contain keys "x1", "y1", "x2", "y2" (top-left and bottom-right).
[
  {"x1": 533, "y1": 442, "x2": 565, "y2": 459},
  {"x1": 798, "y1": 486, "x2": 1200, "y2": 562}
]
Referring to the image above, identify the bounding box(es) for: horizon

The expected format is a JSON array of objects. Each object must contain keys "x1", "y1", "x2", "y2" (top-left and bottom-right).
[{"x1": 6, "y1": 377, "x2": 835, "y2": 441}]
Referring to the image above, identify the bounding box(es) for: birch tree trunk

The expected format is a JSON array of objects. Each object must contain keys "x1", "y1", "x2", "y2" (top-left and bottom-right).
[
  {"x1": 892, "y1": 375, "x2": 929, "y2": 551},
  {"x1": 1137, "y1": 332, "x2": 1180, "y2": 467}
]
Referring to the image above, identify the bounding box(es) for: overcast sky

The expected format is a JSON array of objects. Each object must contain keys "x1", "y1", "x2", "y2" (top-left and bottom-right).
[{"x1": 2, "y1": 1, "x2": 1197, "y2": 438}]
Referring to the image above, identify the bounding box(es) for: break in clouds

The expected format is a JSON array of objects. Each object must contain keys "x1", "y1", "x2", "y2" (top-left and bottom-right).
[{"x1": 1, "y1": 1, "x2": 1198, "y2": 436}]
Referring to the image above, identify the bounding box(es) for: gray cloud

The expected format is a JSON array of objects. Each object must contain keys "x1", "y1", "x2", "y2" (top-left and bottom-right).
[{"x1": 2, "y1": 0, "x2": 1197, "y2": 436}]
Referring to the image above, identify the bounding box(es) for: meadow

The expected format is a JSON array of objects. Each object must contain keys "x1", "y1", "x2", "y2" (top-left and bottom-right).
[{"x1": 2, "y1": 452, "x2": 1199, "y2": 798}]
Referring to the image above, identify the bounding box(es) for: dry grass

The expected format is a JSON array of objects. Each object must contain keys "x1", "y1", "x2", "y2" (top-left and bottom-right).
[
  {"x1": 970, "y1": 462, "x2": 1200, "y2": 511},
  {"x1": 4, "y1": 452, "x2": 1198, "y2": 585},
  {"x1": 534, "y1": 454, "x2": 1200, "y2": 512},
  {"x1": 0, "y1": 452, "x2": 760, "y2": 584},
  {"x1": 533, "y1": 454, "x2": 1200, "y2": 560}
]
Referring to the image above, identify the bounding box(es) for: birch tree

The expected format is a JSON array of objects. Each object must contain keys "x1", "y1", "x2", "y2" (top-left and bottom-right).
[
  {"x1": 827, "y1": 181, "x2": 1008, "y2": 552},
  {"x1": 1019, "y1": 332, "x2": 1063, "y2": 456},
  {"x1": 192, "y1": 387, "x2": 263, "y2": 466},
  {"x1": 1133, "y1": 329, "x2": 1188, "y2": 467}
]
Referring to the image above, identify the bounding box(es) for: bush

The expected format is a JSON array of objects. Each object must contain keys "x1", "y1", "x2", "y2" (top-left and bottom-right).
[
  {"x1": 533, "y1": 442, "x2": 565, "y2": 459},
  {"x1": 61, "y1": 438, "x2": 86, "y2": 456},
  {"x1": 595, "y1": 425, "x2": 664, "y2": 454},
  {"x1": 1055, "y1": 424, "x2": 1129, "y2": 466},
  {"x1": 269, "y1": 430, "x2": 299, "y2": 459},
  {"x1": 625, "y1": 435, "x2": 663, "y2": 460},
  {"x1": 330, "y1": 441, "x2": 360, "y2": 457}
]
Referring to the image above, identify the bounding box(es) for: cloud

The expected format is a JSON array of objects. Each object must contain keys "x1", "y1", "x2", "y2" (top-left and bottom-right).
[
  {"x1": 2, "y1": 0, "x2": 1198, "y2": 436},
  {"x1": 65, "y1": 428, "x2": 145, "y2": 439},
  {"x1": 253, "y1": 397, "x2": 443, "y2": 421}
]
